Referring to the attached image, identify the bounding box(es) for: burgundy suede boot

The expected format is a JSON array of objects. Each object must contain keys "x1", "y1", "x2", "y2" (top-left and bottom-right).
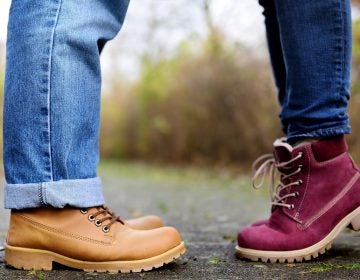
[{"x1": 236, "y1": 136, "x2": 360, "y2": 263}]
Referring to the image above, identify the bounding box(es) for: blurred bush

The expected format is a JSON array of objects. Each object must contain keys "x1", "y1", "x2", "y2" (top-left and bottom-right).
[
  {"x1": 100, "y1": 21, "x2": 360, "y2": 166},
  {"x1": 100, "y1": 33, "x2": 281, "y2": 165},
  {"x1": 348, "y1": 19, "x2": 360, "y2": 162},
  {"x1": 1, "y1": 18, "x2": 360, "y2": 168}
]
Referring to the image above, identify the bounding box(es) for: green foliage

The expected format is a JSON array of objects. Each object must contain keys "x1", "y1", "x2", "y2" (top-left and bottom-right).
[
  {"x1": 157, "y1": 200, "x2": 169, "y2": 214},
  {"x1": 29, "y1": 269, "x2": 45, "y2": 280},
  {"x1": 3, "y1": 21, "x2": 360, "y2": 167},
  {"x1": 307, "y1": 262, "x2": 360, "y2": 273},
  {"x1": 101, "y1": 35, "x2": 281, "y2": 165},
  {"x1": 209, "y1": 255, "x2": 226, "y2": 265},
  {"x1": 347, "y1": 19, "x2": 360, "y2": 163},
  {"x1": 99, "y1": 91, "x2": 126, "y2": 159},
  {"x1": 98, "y1": 160, "x2": 252, "y2": 189},
  {"x1": 100, "y1": 20, "x2": 360, "y2": 165}
]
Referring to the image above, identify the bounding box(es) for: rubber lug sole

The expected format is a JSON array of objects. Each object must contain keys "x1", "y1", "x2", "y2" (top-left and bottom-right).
[
  {"x1": 5, "y1": 242, "x2": 186, "y2": 273},
  {"x1": 236, "y1": 206, "x2": 360, "y2": 263}
]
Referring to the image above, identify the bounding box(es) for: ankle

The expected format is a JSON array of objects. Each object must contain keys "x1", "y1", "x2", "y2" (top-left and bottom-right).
[
  {"x1": 291, "y1": 137, "x2": 321, "y2": 147},
  {"x1": 289, "y1": 135, "x2": 347, "y2": 162}
]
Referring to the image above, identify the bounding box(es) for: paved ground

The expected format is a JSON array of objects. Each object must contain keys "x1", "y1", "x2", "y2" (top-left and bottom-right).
[{"x1": 0, "y1": 162, "x2": 359, "y2": 279}]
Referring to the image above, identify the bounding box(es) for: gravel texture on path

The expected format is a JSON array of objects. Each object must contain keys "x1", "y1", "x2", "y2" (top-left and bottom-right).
[{"x1": 0, "y1": 162, "x2": 359, "y2": 279}]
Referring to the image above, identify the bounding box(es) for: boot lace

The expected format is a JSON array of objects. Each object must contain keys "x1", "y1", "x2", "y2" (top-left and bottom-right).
[
  {"x1": 80, "y1": 205, "x2": 124, "y2": 233},
  {"x1": 252, "y1": 152, "x2": 303, "y2": 209}
]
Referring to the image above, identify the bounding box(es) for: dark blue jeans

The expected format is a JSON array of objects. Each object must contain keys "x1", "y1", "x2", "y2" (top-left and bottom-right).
[{"x1": 259, "y1": 0, "x2": 352, "y2": 144}]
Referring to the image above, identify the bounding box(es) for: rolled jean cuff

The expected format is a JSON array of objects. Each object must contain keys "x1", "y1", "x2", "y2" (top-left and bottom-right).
[
  {"x1": 287, "y1": 125, "x2": 351, "y2": 145},
  {"x1": 4, "y1": 177, "x2": 105, "y2": 209}
]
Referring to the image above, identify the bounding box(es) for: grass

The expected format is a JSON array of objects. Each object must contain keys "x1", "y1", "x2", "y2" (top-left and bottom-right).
[
  {"x1": 209, "y1": 255, "x2": 226, "y2": 265},
  {"x1": 157, "y1": 200, "x2": 169, "y2": 214},
  {"x1": 98, "y1": 160, "x2": 254, "y2": 190},
  {"x1": 29, "y1": 269, "x2": 45, "y2": 280},
  {"x1": 307, "y1": 262, "x2": 360, "y2": 273}
]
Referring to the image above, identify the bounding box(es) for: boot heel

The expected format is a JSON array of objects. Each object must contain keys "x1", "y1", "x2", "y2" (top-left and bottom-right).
[
  {"x1": 350, "y1": 214, "x2": 360, "y2": 231},
  {"x1": 5, "y1": 246, "x2": 53, "y2": 270}
]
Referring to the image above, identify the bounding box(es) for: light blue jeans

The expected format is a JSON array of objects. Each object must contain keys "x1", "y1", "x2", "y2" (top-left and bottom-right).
[{"x1": 4, "y1": 0, "x2": 130, "y2": 209}]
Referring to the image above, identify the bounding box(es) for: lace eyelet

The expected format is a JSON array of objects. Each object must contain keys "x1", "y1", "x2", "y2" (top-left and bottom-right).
[
  {"x1": 288, "y1": 204, "x2": 295, "y2": 210},
  {"x1": 88, "y1": 215, "x2": 95, "y2": 222},
  {"x1": 294, "y1": 191, "x2": 300, "y2": 197},
  {"x1": 80, "y1": 209, "x2": 88, "y2": 214},
  {"x1": 298, "y1": 152, "x2": 303, "y2": 158},
  {"x1": 102, "y1": 226, "x2": 110, "y2": 233},
  {"x1": 298, "y1": 179, "x2": 303, "y2": 185},
  {"x1": 95, "y1": 220, "x2": 102, "y2": 227}
]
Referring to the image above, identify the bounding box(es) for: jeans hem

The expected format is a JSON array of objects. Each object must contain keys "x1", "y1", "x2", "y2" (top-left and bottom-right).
[
  {"x1": 287, "y1": 125, "x2": 351, "y2": 144},
  {"x1": 4, "y1": 177, "x2": 105, "y2": 209}
]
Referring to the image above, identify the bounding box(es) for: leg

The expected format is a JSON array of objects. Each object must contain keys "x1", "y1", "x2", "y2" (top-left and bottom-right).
[
  {"x1": 4, "y1": 0, "x2": 129, "y2": 209},
  {"x1": 276, "y1": 0, "x2": 352, "y2": 144},
  {"x1": 5, "y1": 0, "x2": 164, "y2": 230},
  {"x1": 258, "y1": 0, "x2": 288, "y2": 134},
  {"x1": 237, "y1": 0, "x2": 360, "y2": 263},
  {"x1": 4, "y1": 0, "x2": 185, "y2": 272}
]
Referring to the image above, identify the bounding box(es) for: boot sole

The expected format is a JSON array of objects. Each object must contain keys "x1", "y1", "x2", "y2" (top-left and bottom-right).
[
  {"x1": 5, "y1": 242, "x2": 186, "y2": 273},
  {"x1": 235, "y1": 205, "x2": 360, "y2": 263}
]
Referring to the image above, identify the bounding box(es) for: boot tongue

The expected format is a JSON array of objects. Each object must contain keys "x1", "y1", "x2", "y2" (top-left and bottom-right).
[
  {"x1": 273, "y1": 138, "x2": 293, "y2": 163},
  {"x1": 270, "y1": 138, "x2": 296, "y2": 214}
]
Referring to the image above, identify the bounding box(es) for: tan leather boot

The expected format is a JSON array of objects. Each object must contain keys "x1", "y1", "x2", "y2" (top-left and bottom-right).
[
  {"x1": 125, "y1": 215, "x2": 164, "y2": 230},
  {"x1": 5, "y1": 206, "x2": 185, "y2": 273}
]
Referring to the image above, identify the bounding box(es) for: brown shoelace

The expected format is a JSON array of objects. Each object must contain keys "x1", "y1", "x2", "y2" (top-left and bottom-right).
[{"x1": 81, "y1": 205, "x2": 124, "y2": 233}]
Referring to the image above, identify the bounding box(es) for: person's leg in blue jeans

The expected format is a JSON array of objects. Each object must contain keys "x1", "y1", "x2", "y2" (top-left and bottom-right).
[
  {"x1": 237, "y1": 0, "x2": 360, "y2": 262},
  {"x1": 3, "y1": 0, "x2": 185, "y2": 272}
]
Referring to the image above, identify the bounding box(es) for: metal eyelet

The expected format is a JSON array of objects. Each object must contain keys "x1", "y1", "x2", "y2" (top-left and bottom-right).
[
  {"x1": 88, "y1": 215, "x2": 95, "y2": 222},
  {"x1": 288, "y1": 204, "x2": 295, "y2": 210},
  {"x1": 102, "y1": 226, "x2": 110, "y2": 233},
  {"x1": 298, "y1": 179, "x2": 303, "y2": 185},
  {"x1": 80, "y1": 209, "x2": 88, "y2": 214},
  {"x1": 95, "y1": 220, "x2": 102, "y2": 227}
]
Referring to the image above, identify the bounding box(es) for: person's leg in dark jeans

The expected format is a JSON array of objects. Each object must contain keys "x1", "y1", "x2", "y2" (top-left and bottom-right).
[
  {"x1": 237, "y1": 0, "x2": 360, "y2": 262},
  {"x1": 258, "y1": 0, "x2": 288, "y2": 134},
  {"x1": 3, "y1": 0, "x2": 185, "y2": 272}
]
